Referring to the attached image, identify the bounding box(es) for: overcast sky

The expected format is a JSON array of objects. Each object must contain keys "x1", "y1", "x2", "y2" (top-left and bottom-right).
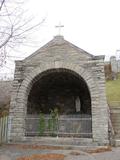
[
  {"x1": 1, "y1": 0, "x2": 120, "y2": 78},
  {"x1": 26, "y1": 0, "x2": 120, "y2": 59}
]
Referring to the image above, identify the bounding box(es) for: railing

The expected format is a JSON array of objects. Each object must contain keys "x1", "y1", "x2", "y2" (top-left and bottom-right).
[
  {"x1": 107, "y1": 105, "x2": 114, "y2": 143},
  {"x1": 0, "y1": 116, "x2": 8, "y2": 144},
  {"x1": 25, "y1": 114, "x2": 92, "y2": 138}
]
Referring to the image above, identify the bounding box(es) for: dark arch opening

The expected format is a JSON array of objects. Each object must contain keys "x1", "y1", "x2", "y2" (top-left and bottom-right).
[{"x1": 27, "y1": 69, "x2": 91, "y2": 115}]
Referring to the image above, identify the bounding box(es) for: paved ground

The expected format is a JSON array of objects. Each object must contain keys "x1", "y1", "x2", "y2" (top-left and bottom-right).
[{"x1": 0, "y1": 144, "x2": 120, "y2": 160}]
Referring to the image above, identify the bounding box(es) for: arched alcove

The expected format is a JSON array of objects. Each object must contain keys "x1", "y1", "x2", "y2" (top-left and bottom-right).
[
  {"x1": 27, "y1": 69, "x2": 91, "y2": 115},
  {"x1": 26, "y1": 69, "x2": 92, "y2": 137}
]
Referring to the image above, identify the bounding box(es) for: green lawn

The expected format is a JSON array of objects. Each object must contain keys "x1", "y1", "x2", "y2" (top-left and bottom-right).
[{"x1": 106, "y1": 74, "x2": 120, "y2": 107}]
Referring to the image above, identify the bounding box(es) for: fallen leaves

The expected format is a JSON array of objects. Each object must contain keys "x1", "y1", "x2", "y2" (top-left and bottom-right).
[
  {"x1": 86, "y1": 146, "x2": 112, "y2": 154},
  {"x1": 69, "y1": 151, "x2": 81, "y2": 155},
  {"x1": 9, "y1": 144, "x2": 63, "y2": 150},
  {"x1": 16, "y1": 154, "x2": 65, "y2": 160}
]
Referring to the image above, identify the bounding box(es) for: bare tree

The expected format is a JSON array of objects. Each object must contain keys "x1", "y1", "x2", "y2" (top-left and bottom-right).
[{"x1": 0, "y1": 0, "x2": 45, "y2": 67}]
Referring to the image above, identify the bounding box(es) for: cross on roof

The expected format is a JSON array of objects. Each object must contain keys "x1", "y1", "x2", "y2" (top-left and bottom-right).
[{"x1": 55, "y1": 22, "x2": 64, "y2": 35}]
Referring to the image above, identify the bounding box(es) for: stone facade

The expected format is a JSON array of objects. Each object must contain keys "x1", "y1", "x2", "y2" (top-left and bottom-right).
[{"x1": 9, "y1": 35, "x2": 109, "y2": 145}]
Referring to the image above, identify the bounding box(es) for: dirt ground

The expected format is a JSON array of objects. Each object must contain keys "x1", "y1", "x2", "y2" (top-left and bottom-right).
[{"x1": 0, "y1": 144, "x2": 120, "y2": 160}]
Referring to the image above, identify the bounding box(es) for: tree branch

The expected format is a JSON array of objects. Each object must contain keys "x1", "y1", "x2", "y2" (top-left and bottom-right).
[
  {"x1": 0, "y1": 0, "x2": 5, "y2": 11},
  {"x1": 0, "y1": 0, "x2": 45, "y2": 67},
  {"x1": 0, "y1": 25, "x2": 13, "y2": 48}
]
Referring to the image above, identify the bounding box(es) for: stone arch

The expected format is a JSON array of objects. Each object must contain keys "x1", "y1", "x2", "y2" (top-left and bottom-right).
[
  {"x1": 18, "y1": 63, "x2": 98, "y2": 110},
  {"x1": 18, "y1": 63, "x2": 97, "y2": 110},
  {"x1": 16, "y1": 62, "x2": 98, "y2": 138}
]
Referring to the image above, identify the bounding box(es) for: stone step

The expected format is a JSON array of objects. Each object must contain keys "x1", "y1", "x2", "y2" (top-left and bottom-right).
[
  {"x1": 110, "y1": 109, "x2": 120, "y2": 138},
  {"x1": 112, "y1": 124, "x2": 120, "y2": 128},
  {"x1": 18, "y1": 137, "x2": 99, "y2": 147},
  {"x1": 114, "y1": 139, "x2": 120, "y2": 146}
]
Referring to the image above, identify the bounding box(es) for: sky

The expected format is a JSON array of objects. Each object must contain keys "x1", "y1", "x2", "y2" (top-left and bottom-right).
[{"x1": 1, "y1": 0, "x2": 120, "y2": 79}]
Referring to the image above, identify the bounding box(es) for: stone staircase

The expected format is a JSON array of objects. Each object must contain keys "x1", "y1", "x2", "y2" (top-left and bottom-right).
[{"x1": 110, "y1": 107, "x2": 120, "y2": 146}]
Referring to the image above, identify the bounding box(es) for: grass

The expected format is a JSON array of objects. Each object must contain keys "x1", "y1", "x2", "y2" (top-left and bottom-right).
[{"x1": 106, "y1": 74, "x2": 120, "y2": 107}]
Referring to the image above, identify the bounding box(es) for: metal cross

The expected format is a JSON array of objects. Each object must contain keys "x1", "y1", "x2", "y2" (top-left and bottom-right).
[{"x1": 55, "y1": 22, "x2": 64, "y2": 35}]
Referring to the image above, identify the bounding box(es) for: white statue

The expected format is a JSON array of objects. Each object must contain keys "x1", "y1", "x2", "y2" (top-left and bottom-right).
[{"x1": 75, "y1": 96, "x2": 81, "y2": 112}]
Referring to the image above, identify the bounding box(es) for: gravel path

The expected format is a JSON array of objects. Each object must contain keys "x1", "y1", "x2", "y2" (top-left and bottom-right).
[{"x1": 0, "y1": 144, "x2": 120, "y2": 160}]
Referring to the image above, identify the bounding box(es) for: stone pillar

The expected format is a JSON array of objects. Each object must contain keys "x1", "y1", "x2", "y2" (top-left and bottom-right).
[
  {"x1": 9, "y1": 60, "x2": 25, "y2": 142},
  {"x1": 91, "y1": 57, "x2": 109, "y2": 145}
]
